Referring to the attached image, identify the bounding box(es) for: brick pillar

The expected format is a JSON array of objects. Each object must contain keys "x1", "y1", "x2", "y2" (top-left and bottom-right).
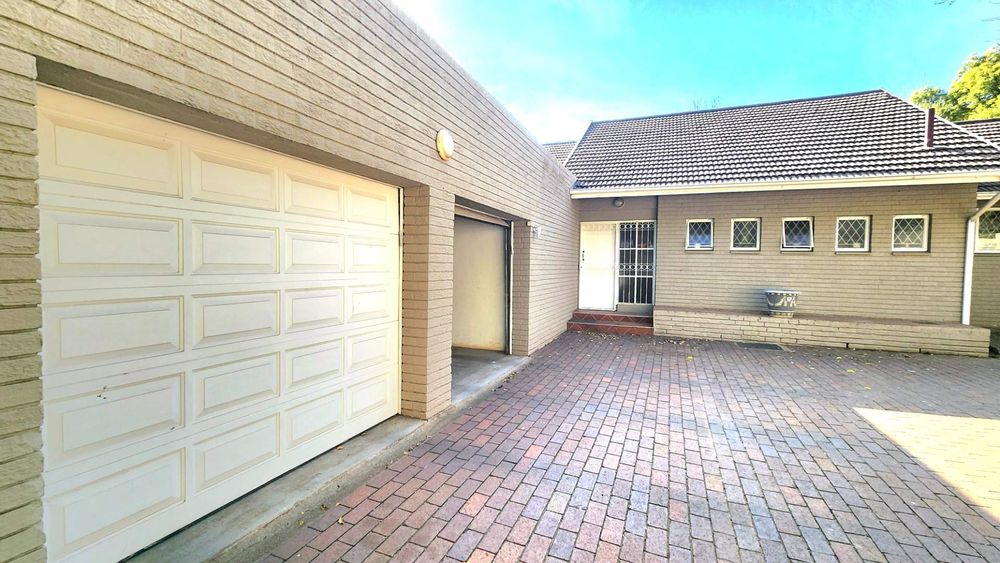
[
  {"x1": 0, "y1": 47, "x2": 46, "y2": 562},
  {"x1": 510, "y1": 221, "x2": 531, "y2": 356},
  {"x1": 400, "y1": 186, "x2": 454, "y2": 419}
]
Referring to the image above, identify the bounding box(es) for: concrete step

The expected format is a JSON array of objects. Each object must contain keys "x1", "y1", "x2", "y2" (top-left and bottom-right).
[
  {"x1": 567, "y1": 317, "x2": 654, "y2": 336},
  {"x1": 571, "y1": 309, "x2": 653, "y2": 325}
]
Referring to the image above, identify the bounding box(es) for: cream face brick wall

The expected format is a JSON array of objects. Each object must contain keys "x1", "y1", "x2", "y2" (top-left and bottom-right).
[
  {"x1": 0, "y1": 45, "x2": 45, "y2": 563},
  {"x1": 654, "y1": 184, "x2": 976, "y2": 322},
  {"x1": 0, "y1": 0, "x2": 579, "y2": 558}
]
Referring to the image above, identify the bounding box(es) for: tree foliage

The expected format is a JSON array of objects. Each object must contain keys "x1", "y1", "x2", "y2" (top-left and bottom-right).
[{"x1": 912, "y1": 46, "x2": 1000, "y2": 121}]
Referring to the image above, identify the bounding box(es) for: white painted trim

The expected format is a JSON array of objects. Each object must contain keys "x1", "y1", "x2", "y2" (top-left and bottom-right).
[
  {"x1": 729, "y1": 217, "x2": 760, "y2": 251},
  {"x1": 978, "y1": 191, "x2": 998, "y2": 200},
  {"x1": 891, "y1": 214, "x2": 930, "y2": 252},
  {"x1": 569, "y1": 171, "x2": 1000, "y2": 199},
  {"x1": 685, "y1": 218, "x2": 714, "y2": 250},
  {"x1": 781, "y1": 217, "x2": 814, "y2": 251},
  {"x1": 834, "y1": 216, "x2": 871, "y2": 252}
]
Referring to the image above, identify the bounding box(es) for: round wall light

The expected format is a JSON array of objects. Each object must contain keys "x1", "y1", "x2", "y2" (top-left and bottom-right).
[
  {"x1": 612, "y1": 197, "x2": 625, "y2": 208},
  {"x1": 436, "y1": 129, "x2": 455, "y2": 161}
]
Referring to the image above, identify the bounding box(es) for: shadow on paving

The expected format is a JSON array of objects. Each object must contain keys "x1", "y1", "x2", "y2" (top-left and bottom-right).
[{"x1": 261, "y1": 331, "x2": 1000, "y2": 563}]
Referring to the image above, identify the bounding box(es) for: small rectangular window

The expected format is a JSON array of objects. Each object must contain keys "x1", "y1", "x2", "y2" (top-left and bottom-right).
[
  {"x1": 977, "y1": 210, "x2": 1000, "y2": 253},
  {"x1": 892, "y1": 215, "x2": 929, "y2": 252},
  {"x1": 782, "y1": 217, "x2": 813, "y2": 250},
  {"x1": 730, "y1": 218, "x2": 760, "y2": 251},
  {"x1": 686, "y1": 219, "x2": 713, "y2": 250},
  {"x1": 835, "y1": 216, "x2": 870, "y2": 252}
]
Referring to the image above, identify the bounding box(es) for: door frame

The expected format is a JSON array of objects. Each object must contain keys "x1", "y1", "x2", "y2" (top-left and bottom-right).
[{"x1": 579, "y1": 220, "x2": 657, "y2": 311}]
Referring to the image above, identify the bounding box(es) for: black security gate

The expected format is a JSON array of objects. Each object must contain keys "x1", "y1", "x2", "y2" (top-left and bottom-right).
[{"x1": 617, "y1": 221, "x2": 655, "y2": 305}]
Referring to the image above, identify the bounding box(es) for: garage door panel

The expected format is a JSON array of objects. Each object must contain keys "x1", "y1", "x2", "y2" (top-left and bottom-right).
[
  {"x1": 191, "y1": 222, "x2": 278, "y2": 275},
  {"x1": 192, "y1": 291, "x2": 279, "y2": 348},
  {"x1": 285, "y1": 173, "x2": 344, "y2": 219},
  {"x1": 43, "y1": 297, "x2": 184, "y2": 373},
  {"x1": 347, "y1": 372, "x2": 391, "y2": 420},
  {"x1": 347, "y1": 329, "x2": 393, "y2": 373},
  {"x1": 193, "y1": 415, "x2": 279, "y2": 493},
  {"x1": 41, "y1": 209, "x2": 181, "y2": 277},
  {"x1": 46, "y1": 451, "x2": 185, "y2": 560},
  {"x1": 190, "y1": 149, "x2": 278, "y2": 210},
  {"x1": 348, "y1": 236, "x2": 395, "y2": 273},
  {"x1": 284, "y1": 391, "x2": 344, "y2": 450},
  {"x1": 193, "y1": 353, "x2": 279, "y2": 421},
  {"x1": 39, "y1": 88, "x2": 400, "y2": 563},
  {"x1": 347, "y1": 284, "x2": 394, "y2": 322},
  {"x1": 45, "y1": 374, "x2": 184, "y2": 467},
  {"x1": 285, "y1": 230, "x2": 345, "y2": 274},
  {"x1": 346, "y1": 184, "x2": 398, "y2": 227},
  {"x1": 38, "y1": 105, "x2": 181, "y2": 197},
  {"x1": 284, "y1": 287, "x2": 344, "y2": 332},
  {"x1": 284, "y1": 338, "x2": 343, "y2": 391}
]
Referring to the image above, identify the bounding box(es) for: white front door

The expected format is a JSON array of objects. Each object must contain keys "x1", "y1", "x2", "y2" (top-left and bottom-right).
[{"x1": 579, "y1": 222, "x2": 617, "y2": 310}]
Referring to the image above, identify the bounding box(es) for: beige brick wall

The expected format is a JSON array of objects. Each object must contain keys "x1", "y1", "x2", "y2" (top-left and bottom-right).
[
  {"x1": 0, "y1": 45, "x2": 44, "y2": 563},
  {"x1": 654, "y1": 307, "x2": 990, "y2": 357},
  {"x1": 401, "y1": 186, "x2": 454, "y2": 419},
  {"x1": 578, "y1": 196, "x2": 657, "y2": 222},
  {"x1": 0, "y1": 0, "x2": 580, "y2": 557},
  {"x1": 655, "y1": 184, "x2": 975, "y2": 322}
]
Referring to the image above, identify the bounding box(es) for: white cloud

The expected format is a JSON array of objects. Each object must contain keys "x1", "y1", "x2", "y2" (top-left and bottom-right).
[
  {"x1": 507, "y1": 97, "x2": 660, "y2": 143},
  {"x1": 391, "y1": 0, "x2": 452, "y2": 45}
]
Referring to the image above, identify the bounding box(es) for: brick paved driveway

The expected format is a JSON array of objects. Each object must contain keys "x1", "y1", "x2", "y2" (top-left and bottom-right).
[{"x1": 262, "y1": 332, "x2": 1000, "y2": 563}]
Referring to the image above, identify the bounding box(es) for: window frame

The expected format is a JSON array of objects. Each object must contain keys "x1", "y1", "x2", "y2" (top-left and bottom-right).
[
  {"x1": 834, "y1": 216, "x2": 871, "y2": 253},
  {"x1": 781, "y1": 217, "x2": 814, "y2": 251},
  {"x1": 729, "y1": 217, "x2": 761, "y2": 251},
  {"x1": 685, "y1": 218, "x2": 714, "y2": 250},
  {"x1": 891, "y1": 214, "x2": 930, "y2": 253},
  {"x1": 975, "y1": 209, "x2": 1000, "y2": 254}
]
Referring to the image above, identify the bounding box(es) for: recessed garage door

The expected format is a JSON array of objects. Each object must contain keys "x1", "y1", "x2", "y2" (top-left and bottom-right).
[{"x1": 36, "y1": 88, "x2": 401, "y2": 563}]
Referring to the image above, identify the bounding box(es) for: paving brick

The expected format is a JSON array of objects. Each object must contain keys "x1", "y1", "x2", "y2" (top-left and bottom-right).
[{"x1": 261, "y1": 333, "x2": 1000, "y2": 562}]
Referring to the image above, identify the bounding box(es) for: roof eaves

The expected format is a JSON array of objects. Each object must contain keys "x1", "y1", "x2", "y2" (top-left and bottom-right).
[{"x1": 585, "y1": 89, "x2": 887, "y2": 127}]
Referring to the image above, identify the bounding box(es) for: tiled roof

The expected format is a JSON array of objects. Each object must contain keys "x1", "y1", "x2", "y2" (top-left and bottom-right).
[
  {"x1": 955, "y1": 119, "x2": 1000, "y2": 194},
  {"x1": 542, "y1": 141, "x2": 576, "y2": 165},
  {"x1": 959, "y1": 118, "x2": 1000, "y2": 145},
  {"x1": 566, "y1": 90, "x2": 1000, "y2": 191}
]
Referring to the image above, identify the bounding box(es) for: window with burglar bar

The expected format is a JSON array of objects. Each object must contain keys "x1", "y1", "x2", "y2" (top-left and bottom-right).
[
  {"x1": 686, "y1": 219, "x2": 713, "y2": 250},
  {"x1": 730, "y1": 218, "x2": 760, "y2": 251},
  {"x1": 892, "y1": 215, "x2": 929, "y2": 251},
  {"x1": 836, "y1": 216, "x2": 870, "y2": 252},
  {"x1": 977, "y1": 210, "x2": 1000, "y2": 252},
  {"x1": 618, "y1": 221, "x2": 654, "y2": 305},
  {"x1": 782, "y1": 218, "x2": 813, "y2": 250}
]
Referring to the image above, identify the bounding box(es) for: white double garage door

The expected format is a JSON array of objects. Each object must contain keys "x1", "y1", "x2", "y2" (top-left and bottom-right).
[{"x1": 37, "y1": 88, "x2": 401, "y2": 562}]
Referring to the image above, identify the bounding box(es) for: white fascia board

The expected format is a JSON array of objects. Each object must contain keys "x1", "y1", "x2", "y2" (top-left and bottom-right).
[{"x1": 570, "y1": 171, "x2": 1000, "y2": 199}]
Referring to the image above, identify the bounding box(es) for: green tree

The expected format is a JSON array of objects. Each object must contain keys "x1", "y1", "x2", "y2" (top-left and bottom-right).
[{"x1": 912, "y1": 46, "x2": 1000, "y2": 121}]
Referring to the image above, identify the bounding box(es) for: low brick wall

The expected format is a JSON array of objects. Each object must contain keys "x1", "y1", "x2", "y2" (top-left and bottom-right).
[{"x1": 654, "y1": 307, "x2": 991, "y2": 357}]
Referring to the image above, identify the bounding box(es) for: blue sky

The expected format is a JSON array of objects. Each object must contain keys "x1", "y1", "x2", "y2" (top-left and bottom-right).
[{"x1": 394, "y1": 0, "x2": 1000, "y2": 143}]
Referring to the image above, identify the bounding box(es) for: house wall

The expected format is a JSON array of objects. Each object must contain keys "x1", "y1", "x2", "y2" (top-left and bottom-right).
[
  {"x1": 972, "y1": 201, "x2": 1000, "y2": 342},
  {"x1": 972, "y1": 255, "x2": 1000, "y2": 329},
  {"x1": 654, "y1": 184, "x2": 976, "y2": 322},
  {"x1": 578, "y1": 196, "x2": 657, "y2": 222},
  {"x1": 0, "y1": 1, "x2": 578, "y2": 560}
]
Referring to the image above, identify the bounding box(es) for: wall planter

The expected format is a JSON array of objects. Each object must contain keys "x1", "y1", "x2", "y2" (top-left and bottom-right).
[{"x1": 764, "y1": 289, "x2": 800, "y2": 317}]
